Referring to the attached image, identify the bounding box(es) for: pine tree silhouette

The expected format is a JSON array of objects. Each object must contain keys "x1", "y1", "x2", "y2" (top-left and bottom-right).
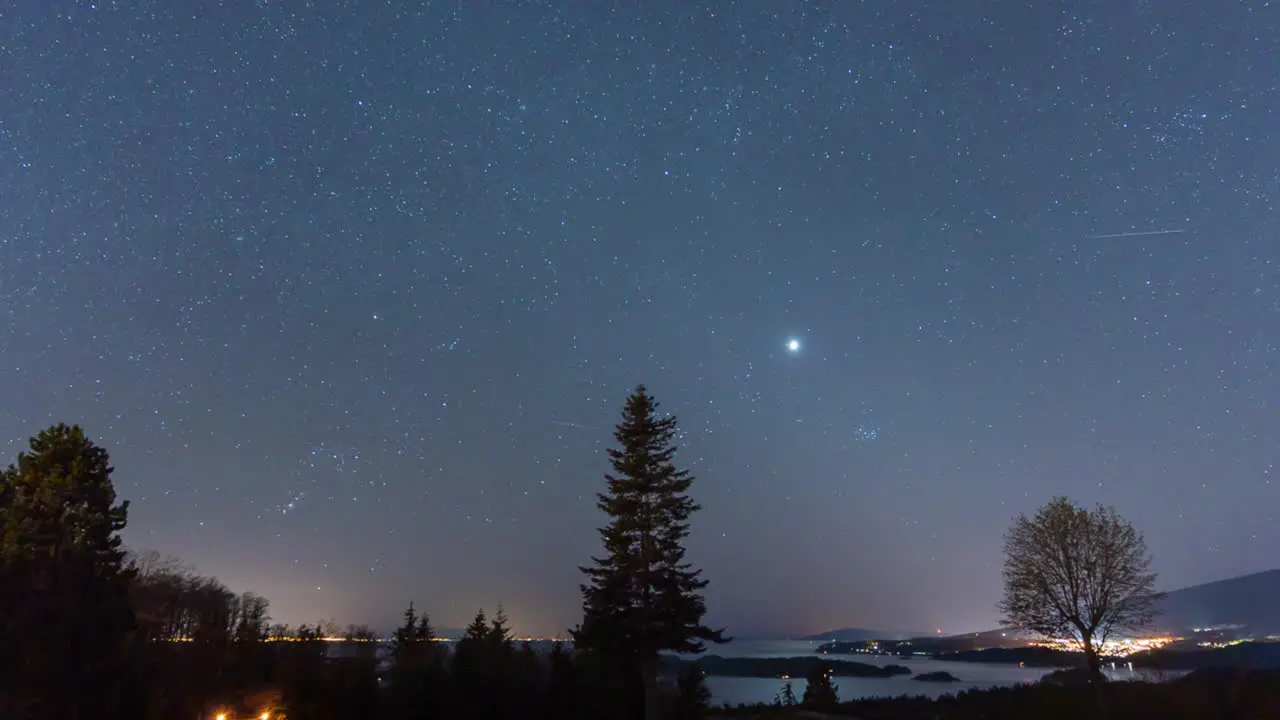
[
  {"x1": 387, "y1": 602, "x2": 439, "y2": 718},
  {"x1": 779, "y1": 681, "x2": 798, "y2": 707},
  {"x1": 574, "y1": 385, "x2": 728, "y2": 720},
  {"x1": 671, "y1": 664, "x2": 712, "y2": 720},
  {"x1": 802, "y1": 665, "x2": 839, "y2": 711}
]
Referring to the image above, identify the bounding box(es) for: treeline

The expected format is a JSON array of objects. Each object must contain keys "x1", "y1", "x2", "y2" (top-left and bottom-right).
[
  {"x1": 1, "y1": 387, "x2": 725, "y2": 720},
  {"x1": 127, "y1": 580, "x2": 711, "y2": 719},
  {"x1": 131, "y1": 551, "x2": 273, "y2": 644},
  {"x1": 4, "y1": 390, "x2": 1275, "y2": 720}
]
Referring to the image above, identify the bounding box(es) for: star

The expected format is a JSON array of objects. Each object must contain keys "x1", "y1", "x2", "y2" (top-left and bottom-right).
[{"x1": 785, "y1": 338, "x2": 801, "y2": 354}]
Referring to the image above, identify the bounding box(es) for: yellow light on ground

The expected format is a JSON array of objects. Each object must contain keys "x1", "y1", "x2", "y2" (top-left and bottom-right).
[
  {"x1": 262, "y1": 714, "x2": 271, "y2": 720},
  {"x1": 215, "y1": 715, "x2": 226, "y2": 720}
]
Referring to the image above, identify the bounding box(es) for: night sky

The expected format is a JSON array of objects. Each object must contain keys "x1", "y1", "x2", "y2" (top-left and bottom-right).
[{"x1": 2, "y1": 1, "x2": 1277, "y2": 638}]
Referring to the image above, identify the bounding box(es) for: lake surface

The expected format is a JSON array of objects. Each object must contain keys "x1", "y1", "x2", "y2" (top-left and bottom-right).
[
  {"x1": 683, "y1": 639, "x2": 1179, "y2": 707},
  {"x1": 330, "y1": 637, "x2": 1180, "y2": 707}
]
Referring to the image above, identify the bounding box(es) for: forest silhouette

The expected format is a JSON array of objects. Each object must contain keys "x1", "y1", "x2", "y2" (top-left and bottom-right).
[{"x1": 3, "y1": 395, "x2": 1278, "y2": 720}]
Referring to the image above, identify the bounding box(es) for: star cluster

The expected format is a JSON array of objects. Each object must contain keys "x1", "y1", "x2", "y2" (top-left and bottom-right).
[{"x1": 0, "y1": 1, "x2": 1276, "y2": 636}]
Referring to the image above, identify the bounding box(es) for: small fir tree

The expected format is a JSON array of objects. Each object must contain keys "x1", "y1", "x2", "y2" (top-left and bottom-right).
[
  {"x1": 451, "y1": 609, "x2": 496, "y2": 718},
  {"x1": 461, "y1": 608, "x2": 490, "y2": 645},
  {"x1": 487, "y1": 603, "x2": 514, "y2": 654},
  {"x1": 574, "y1": 385, "x2": 728, "y2": 720},
  {"x1": 452, "y1": 607, "x2": 491, "y2": 681},
  {"x1": 485, "y1": 604, "x2": 518, "y2": 717},
  {"x1": 778, "y1": 680, "x2": 798, "y2": 707},
  {"x1": 802, "y1": 665, "x2": 839, "y2": 711},
  {"x1": 671, "y1": 664, "x2": 712, "y2": 720},
  {"x1": 391, "y1": 601, "x2": 432, "y2": 656},
  {"x1": 387, "y1": 602, "x2": 438, "y2": 719}
]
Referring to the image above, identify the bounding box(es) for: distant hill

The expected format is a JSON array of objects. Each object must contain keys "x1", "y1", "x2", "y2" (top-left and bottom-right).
[
  {"x1": 800, "y1": 627, "x2": 922, "y2": 643},
  {"x1": 906, "y1": 628, "x2": 1035, "y2": 652},
  {"x1": 1152, "y1": 569, "x2": 1280, "y2": 635},
  {"x1": 807, "y1": 569, "x2": 1280, "y2": 650}
]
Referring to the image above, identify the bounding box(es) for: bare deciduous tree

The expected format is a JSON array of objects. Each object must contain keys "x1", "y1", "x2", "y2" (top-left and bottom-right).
[{"x1": 998, "y1": 497, "x2": 1160, "y2": 681}]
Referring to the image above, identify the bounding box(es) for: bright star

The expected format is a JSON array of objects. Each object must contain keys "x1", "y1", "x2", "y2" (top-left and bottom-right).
[{"x1": 786, "y1": 338, "x2": 801, "y2": 354}]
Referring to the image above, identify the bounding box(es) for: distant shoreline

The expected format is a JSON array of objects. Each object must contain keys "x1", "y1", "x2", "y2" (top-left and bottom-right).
[
  {"x1": 812, "y1": 640, "x2": 1280, "y2": 673},
  {"x1": 668, "y1": 654, "x2": 913, "y2": 679}
]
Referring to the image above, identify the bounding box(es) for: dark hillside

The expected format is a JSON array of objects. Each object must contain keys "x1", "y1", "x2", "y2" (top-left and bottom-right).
[{"x1": 1152, "y1": 569, "x2": 1280, "y2": 634}]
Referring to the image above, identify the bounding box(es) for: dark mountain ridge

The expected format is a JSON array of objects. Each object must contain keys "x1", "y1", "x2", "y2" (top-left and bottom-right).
[
  {"x1": 1151, "y1": 569, "x2": 1280, "y2": 635},
  {"x1": 808, "y1": 568, "x2": 1280, "y2": 650}
]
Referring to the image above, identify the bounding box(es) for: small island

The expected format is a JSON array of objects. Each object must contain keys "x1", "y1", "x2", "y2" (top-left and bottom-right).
[{"x1": 914, "y1": 671, "x2": 960, "y2": 683}]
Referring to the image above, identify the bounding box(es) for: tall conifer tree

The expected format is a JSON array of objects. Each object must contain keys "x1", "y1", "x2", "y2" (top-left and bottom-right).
[
  {"x1": 574, "y1": 385, "x2": 727, "y2": 720},
  {"x1": 0, "y1": 424, "x2": 136, "y2": 718}
]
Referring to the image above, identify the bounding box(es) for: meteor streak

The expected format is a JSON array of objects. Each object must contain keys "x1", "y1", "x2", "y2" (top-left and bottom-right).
[
  {"x1": 549, "y1": 419, "x2": 596, "y2": 431},
  {"x1": 1085, "y1": 229, "x2": 1186, "y2": 239}
]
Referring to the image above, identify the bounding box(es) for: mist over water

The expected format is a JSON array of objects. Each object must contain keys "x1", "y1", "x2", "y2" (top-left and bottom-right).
[{"x1": 687, "y1": 639, "x2": 1181, "y2": 707}]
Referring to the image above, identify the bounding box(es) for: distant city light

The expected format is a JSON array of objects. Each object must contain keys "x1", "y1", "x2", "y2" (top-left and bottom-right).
[{"x1": 1029, "y1": 635, "x2": 1175, "y2": 657}]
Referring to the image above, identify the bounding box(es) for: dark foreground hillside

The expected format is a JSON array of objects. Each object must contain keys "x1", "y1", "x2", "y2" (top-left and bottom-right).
[
  {"x1": 712, "y1": 668, "x2": 1280, "y2": 719},
  {"x1": 1153, "y1": 570, "x2": 1280, "y2": 635}
]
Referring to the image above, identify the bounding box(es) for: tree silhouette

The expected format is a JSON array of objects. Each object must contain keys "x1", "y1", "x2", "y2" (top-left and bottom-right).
[
  {"x1": 574, "y1": 385, "x2": 727, "y2": 720},
  {"x1": 0, "y1": 424, "x2": 137, "y2": 719},
  {"x1": 671, "y1": 664, "x2": 712, "y2": 720},
  {"x1": 387, "y1": 602, "x2": 439, "y2": 718},
  {"x1": 998, "y1": 496, "x2": 1160, "y2": 705},
  {"x1": 279, "y1": 623, "x2": 332, "y2": 718},
  {"x1": 777, "y1": 680, "x2": 798, "y2": 707},
  {"x1": 513, "y1": 640, "x2": 546, "y2": 717},
  {"x1": 802, "y1": 665, "x2": 839, "y2": 711},
  {"x1": 452, "y1": 609, "x2": 500, "y2": 718},
  {"x1": 545, "y1": 642, "x2": 580, "y2": 718},
  {"x1": 344, "y1": 623, "x2": 379, "y2": 664},
  {"x1": 485, "y1": 605, "x2": 517, "y2": 718},
  {"x1": 125, "y1": 549, "x2": 280, "y2": 716},
  {"x1": 487, "y1": 603, "x2": 514, "y2": 654},
  {"x1": 391, "y1": 602, "x2": 433, "y2": 655}
]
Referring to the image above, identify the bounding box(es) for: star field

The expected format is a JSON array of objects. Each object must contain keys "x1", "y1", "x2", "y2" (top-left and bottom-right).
[{"x1": 1, "y1": 1, "x2": 1277, "y2": 636}]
